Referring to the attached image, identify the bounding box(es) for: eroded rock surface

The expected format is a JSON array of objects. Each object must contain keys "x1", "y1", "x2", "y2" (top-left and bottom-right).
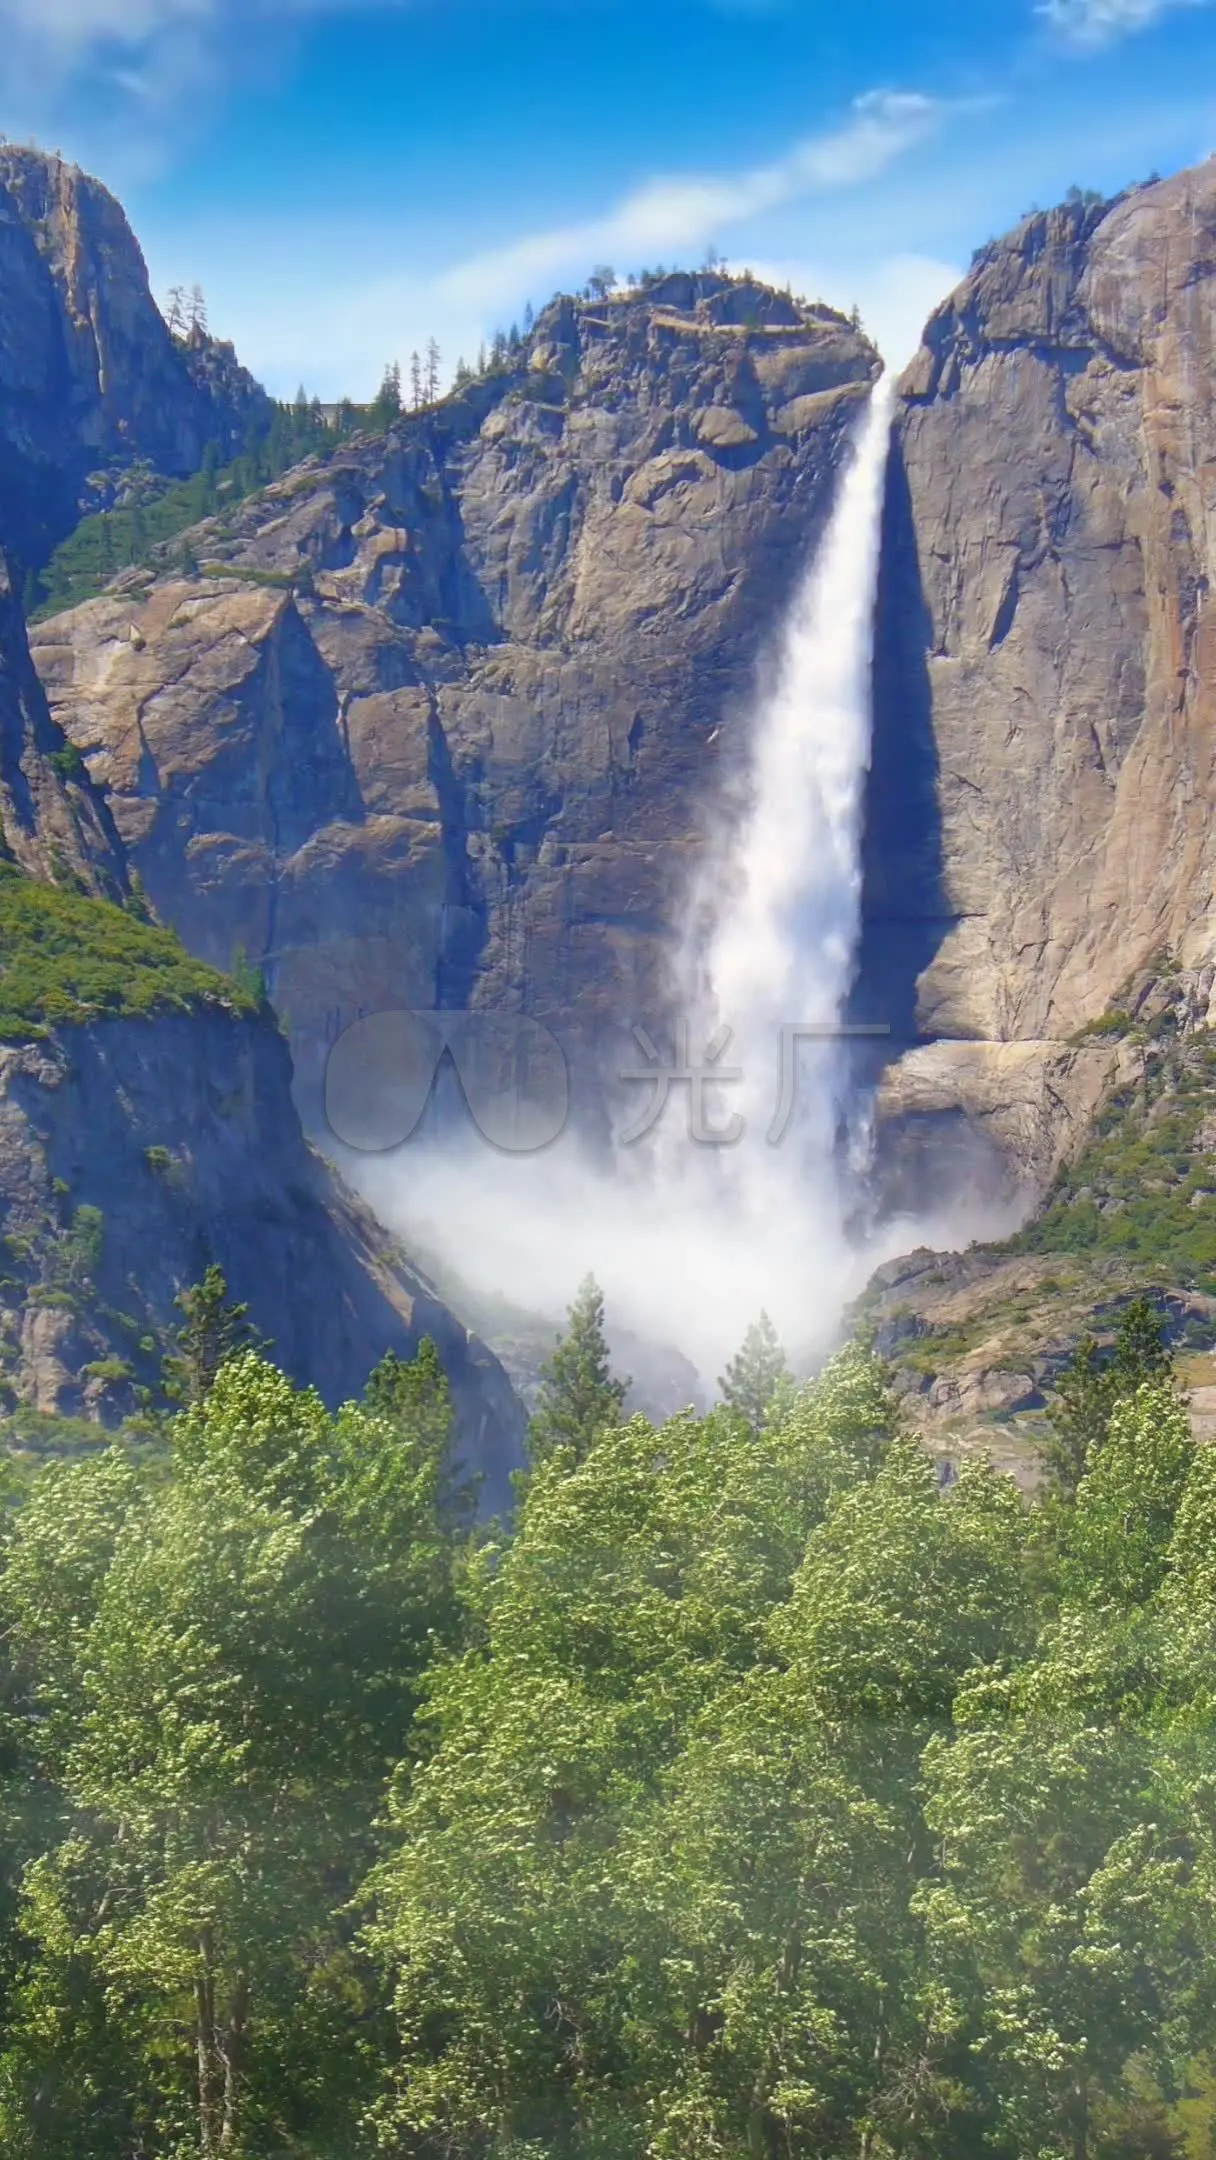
[
  {"x1": 863, "y1": 161, "x2": 1216, "y2": 1198},
  {"x1": 0, "y1": 1010, "x2": 523, "y2": 1505},
  {"x1": 0, "y1": 146, "x2": 270, "y2": 567},
  {"x1": 0, "y1": 525, "x2": 520, "y2": 1497},
  {"x1": 32, "y1": 276, "x2": 879, "y2": 1129},
  {"x1": 0, "y1": 548, "x2": 125, "y2": 894}
]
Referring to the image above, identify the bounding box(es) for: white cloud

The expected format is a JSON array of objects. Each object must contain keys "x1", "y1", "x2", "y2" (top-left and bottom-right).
[
  {"x1": 1041, "y1": 0, "x2": 1211, "y2": 43},
  {"x1": 0, "y1": 0, "x2": 403, "y2": 115},
  {"x1": 160, "y1": 93, "x2": 953, "y2": 400},
  {"x1": 436, "y1": 92, "x2": 945, "y2": 313}
]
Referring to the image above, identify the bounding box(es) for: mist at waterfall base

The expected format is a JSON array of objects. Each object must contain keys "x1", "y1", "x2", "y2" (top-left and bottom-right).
[{"x1": 349, "y1": 380, "x2": 990, "y2": 1396}]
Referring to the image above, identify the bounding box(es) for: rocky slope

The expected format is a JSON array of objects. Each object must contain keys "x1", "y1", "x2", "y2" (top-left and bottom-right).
[
  {"x1": 30, "y1": 275, "x2": 879, "y2": 1129},
  {"x1": 857, "y1": 960, "x2": 1216, "y2": 1484},
  {"x1": 0, "y1": 549, "x2": 522, "y2": 1499},
  {"x1": 0, "y1": 547, "x2": 125, "y2": 895},
  {"x1": 0, "y1": 1005, "x2": 522, "y2": 1507},
  {"x1": 862, "y1": 160, "x2": 1216, "y2": 1205},
  {"x1": 0, "y1": 146, "x2": 271, "y2": 571}
]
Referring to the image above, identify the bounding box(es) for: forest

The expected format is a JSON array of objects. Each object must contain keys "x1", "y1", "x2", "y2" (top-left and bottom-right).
[{"x1": 0, "y1": 1274, "x2": 1209, "y2": 2159}]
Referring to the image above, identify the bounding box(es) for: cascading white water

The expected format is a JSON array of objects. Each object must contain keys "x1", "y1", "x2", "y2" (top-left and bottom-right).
[
  {"x1": 354, "y1": 375, "x2": 900, "y2": 1384},
  {"x1": 679, "y1": 375, "x2": 895, "y2": 1175}
]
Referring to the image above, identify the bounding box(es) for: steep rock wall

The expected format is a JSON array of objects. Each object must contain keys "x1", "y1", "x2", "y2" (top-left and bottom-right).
[
  {"x1": 0, "y1": 546, "x2": 125, "y2": 893},
  {"x1": 32, "y1": 276, "x2": 879, "y2": 1130},
  {"x1": 861, "y1": 161, "x2": 1216, "y2": 1200},
  {"x1": 0, "y1": 146, "x2": 271, "y2": 568},
  {"x1": 0, "y1": 523, "x2": 520, "y2": 1496},
  {"x1": 0, "y1": 1008, "x2": 522, "y2": 1506}
]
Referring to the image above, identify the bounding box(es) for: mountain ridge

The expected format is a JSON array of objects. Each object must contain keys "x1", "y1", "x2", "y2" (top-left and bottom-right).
[{"x1": 0, "y1": 144, "x2": 272, "y2": 573}]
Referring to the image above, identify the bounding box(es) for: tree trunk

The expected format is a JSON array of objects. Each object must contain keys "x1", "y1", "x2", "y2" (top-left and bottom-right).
[
  {"x1": 195, "y1": 1931, "x2": 222, "y2": 2160},
  {"x1": 219, "y1": 1970, "x2": 250, "y2": 2153},
  {"x1": 1072, "y1": 2074, "x2": 1089, "y2": 2160}
]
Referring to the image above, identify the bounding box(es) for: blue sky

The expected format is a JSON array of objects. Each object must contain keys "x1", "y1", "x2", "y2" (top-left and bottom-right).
[{"x1": 3, "y1": 0, "x2": 1216, "y2": 398}]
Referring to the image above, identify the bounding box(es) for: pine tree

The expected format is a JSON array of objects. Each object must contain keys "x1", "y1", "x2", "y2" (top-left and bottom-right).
[
  {"x1": 528, "y1": 1275, "x2": 629, "y2": 1466},
  {"x1": 187, "y1": 284, "x2": 209, "y2": 338},
  {"x1": 164, "y1": 285, "x2": 187, "y2": 338},
  {"x1": 365, "y1": 1337, "x2": 474, "y2": 1521},
  {"x1": 523, "y1": 300, "x2": 535, "y2": 334},
  {"x1": 425, "y1": 337, "x2": 441, "y2": 402},
  {"x1": 163, "y1": 1266, "x2": 260, "y2": 1405},
  {"x1": 1043, "y1": 1334, "x2": 1111, "y2": 1499},
  {"x1": 374, "y1": 362, "x2": 403, "y2": 429},
  {"x1": 1112, "y1": 1293, "x2": 1174, "y2": 1391},
  {"x1": 409, "y1": 350, "x2": 423, "y2": 410},
  {"x1": 719, "y1": 1312, "x2": 790, "y2": 1436},
  {"x1": 1044, "y1": 1297, "x2": 1176, "y2": 1499}
]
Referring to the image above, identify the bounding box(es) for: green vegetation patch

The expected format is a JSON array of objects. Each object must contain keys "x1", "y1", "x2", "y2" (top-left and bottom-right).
[
  {"x1": 0, "y1": 869, "x2": 257, "y2": 1041},
  {"x1": 1005, "y1": 1032, "x2": 1216, "y2": 1288}
]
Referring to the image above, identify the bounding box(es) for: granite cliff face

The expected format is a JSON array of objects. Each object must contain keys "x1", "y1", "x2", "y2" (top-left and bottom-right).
[
  {"x1": 0, "y1": 546, "x2": 125, "y2": 895},
  {"x1": 0, "y1": 536, "x2": 521, "y2": 1495},
  {"x1": 861, "y1": 160, "x2": 1216, "y2": 1203},
  {"x1": 31, "y1": 276, "x2": 879, "y2": 1128},
  {"x1": 0, "y1": 146, "x2": 271, "y2": 570},
  {"x1": 0, "y1": 1007, "x2": 522, "y2": 1505}
]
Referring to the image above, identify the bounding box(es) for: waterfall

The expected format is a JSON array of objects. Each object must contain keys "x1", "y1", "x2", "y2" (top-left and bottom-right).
[
  {"x1": 623, "y1": 370, "x2": 897, "y2": 1355},
  {"x1": 354, "y1": 375, "x2": 898, "y2": 1386},
  {"x1": 683, "y1": 374, "x2": 895, "y2": 1170}
]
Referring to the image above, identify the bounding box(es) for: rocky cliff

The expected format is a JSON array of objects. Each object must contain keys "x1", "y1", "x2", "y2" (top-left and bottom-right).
[
  {"x1": 0, "y1": 1005, "x2": 522, "y2": 1507},
  {"x1": 862, "y1": 160, "x2": 1216, "y2": 1204},
  {"x1": 0, "y1": 546, "x2": 125, "y2": 895},
  {"x1": 30, "y1": 275, "x2": 879, "y2": 1130},
  {"x1": 0, "y1": 146, "x2": 271, "y2": 571},
  {"x1": 0, "y1": 540, "x2": 522, "y2": 1498}
]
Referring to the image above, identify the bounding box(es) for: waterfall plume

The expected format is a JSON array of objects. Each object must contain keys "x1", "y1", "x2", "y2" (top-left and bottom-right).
[{"x1": 354, "y1": 377, "x2": 900, "y2": 1385}]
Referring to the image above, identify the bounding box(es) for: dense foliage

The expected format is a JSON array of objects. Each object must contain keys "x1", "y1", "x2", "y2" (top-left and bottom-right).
[
  {"x1": 30, "y1": 402, "x2": 353, "y2": 620},
  {"x1": 0, "y1": 868, "x2": 258, "y2": 1040},
  {"x1": 1013, "y1": 1023, "x2": 1216, "y2": 1289},
  {"x1": 0, "y1": 1283, "x2": 1212, "y2": 2157}
]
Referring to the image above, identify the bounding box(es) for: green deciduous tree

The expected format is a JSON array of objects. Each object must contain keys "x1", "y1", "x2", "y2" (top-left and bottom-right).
[
  {"x1": 1066, "y1": 1383, "x2": 1195, "y2": 1607},
  {"x1": 0, "y1": 1351, "x2": 460, "y2": 2157},
  {"x1": 1044, "y1": 1297, "x2": 1177, "y2": 1498},
  {"x1": 364, "y1": 1343, "x2": 907, "y2": 2155}
]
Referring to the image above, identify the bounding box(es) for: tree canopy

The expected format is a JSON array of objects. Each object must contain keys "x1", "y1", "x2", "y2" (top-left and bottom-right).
[{"x1": 0, "y1": 1280, "x2": 1209, "y2": 2157}]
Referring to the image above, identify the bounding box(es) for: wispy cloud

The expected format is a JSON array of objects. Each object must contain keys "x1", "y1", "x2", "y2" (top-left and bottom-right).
[
  {"x1": 437, "y1": 92, "x2": 947, "y2": 312},
  {"x1": 0, "y1": 0, "x2": 403, "y2": 113},
  {"x1": 0, "y1": 0, "x2": 392, "y2": 45},
  {"x1": 1041, "y1": 0, "x2": 1211, "y2": 44},
  {"x1": 175, "y1": 95, "x2": 957, "y2": 400}
]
